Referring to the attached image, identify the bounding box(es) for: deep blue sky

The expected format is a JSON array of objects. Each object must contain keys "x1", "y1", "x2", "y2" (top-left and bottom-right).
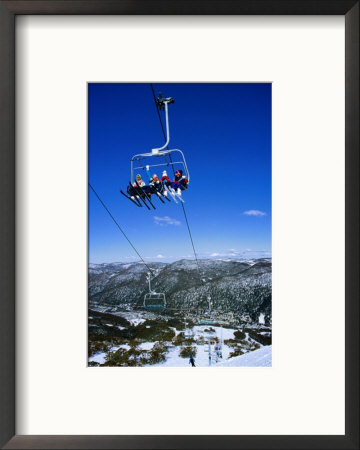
[{"x1": 89, "y1": 83, "x2": 271, "y2": 263}]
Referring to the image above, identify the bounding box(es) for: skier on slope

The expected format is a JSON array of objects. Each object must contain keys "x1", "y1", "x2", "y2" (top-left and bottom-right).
[{"x1": 189, "y1": 356, "x2": 196, "y2": 367}]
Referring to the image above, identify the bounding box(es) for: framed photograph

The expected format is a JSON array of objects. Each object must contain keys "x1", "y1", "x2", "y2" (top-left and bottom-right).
[
  {"x1": 0, "y1": 1, "x2": 358, "y2": 449},
  {"x1": 88, "y1": 82, "x2": 272, "y2": 369}
]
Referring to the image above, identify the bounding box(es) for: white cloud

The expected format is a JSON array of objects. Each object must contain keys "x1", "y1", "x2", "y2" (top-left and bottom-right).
[
  {"x1": 200, "y1": 249, "x2": 272, "y2": 260},
  {"x1": 153, "y1": 216, "x2": 181, "y2": 226},
  {"x1": 243, "y1": 210, "x2": 266, "y2": 217},
  {"x1": 156, "y1": 254, "x2": 164, "y2": 259}
]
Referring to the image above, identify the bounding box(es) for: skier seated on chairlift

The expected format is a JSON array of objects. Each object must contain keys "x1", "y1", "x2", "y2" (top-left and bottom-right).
[
  {"x1": 126, "y1": 173, "x2": 158, "y2": 201},
  {"x1": 161, "y1": 169, "x2": 189, "y2": 196},
  {"x1": 133, "y1": 174, "x2": 146, "y2": 188},
  {"x1": 126, "y1": 173, "x2": 146, "y2": 197},
  {"x1": 145, "y1": 165, "x2": 163, "y2": 194}
]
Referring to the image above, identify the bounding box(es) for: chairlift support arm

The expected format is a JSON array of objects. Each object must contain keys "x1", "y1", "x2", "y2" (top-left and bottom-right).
[
  {"x1": 152, "y1": 98, "x2": 173, "y2": 153},
  {"x1": 129, "y1": 94, "x2": 190, "y2": 184},
  {"x1": 146, "y1": 272, "x2": 154, "y2": 294}
]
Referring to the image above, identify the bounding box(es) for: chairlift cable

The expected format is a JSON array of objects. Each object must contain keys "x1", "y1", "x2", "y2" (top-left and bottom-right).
[
  {"x1": 150, "y1": 84, "x2": 168, "y2": 146},
  {"x1": 179, "y1": 201, "x2": 202, "y2": 279},
  {"x1": 149, "y1": 84, "x2": 203, "y2": 283},
  {"x1": 89, "y1": 182, "x2": 155, "y2": 276}
]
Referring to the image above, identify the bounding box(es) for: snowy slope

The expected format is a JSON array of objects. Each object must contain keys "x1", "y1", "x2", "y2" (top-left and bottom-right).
[{"x1": 217, "y1": 345, "x2": 272, "y2": 367}]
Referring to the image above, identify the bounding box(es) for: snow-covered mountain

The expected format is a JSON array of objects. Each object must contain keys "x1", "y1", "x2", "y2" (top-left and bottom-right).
[{"x1": 89, "y1": 258, "x2": 271, "y2": 323}]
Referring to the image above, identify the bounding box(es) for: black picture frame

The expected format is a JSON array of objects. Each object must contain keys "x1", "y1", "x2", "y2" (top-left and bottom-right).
[{"x1": 0, "y1": 1, "x2": 358, "y2": 449}]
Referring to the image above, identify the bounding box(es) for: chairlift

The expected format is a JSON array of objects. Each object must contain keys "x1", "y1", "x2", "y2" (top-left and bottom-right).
[
  {"x1": 199, "y1": 296, "x2": 215, "y2": 324},
  {"x1": 130, "y1": 94, "x2": 190, "y2": 185},
  {"x1": 203, "y1": 329, "x2": 217, "y2": 354},
  {"x1": 143, "y1": 272, "x2": 166, "y2": 310},
  {"x1": 199, "y1": 318, "x2": 215, "y2": 325},
  {"x1": 143, "y1": 292, "x2": 166, "y2": 310}
]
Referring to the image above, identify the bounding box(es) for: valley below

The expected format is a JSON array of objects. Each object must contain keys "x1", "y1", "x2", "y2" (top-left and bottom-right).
[{"x1": 88, "y1": 258, "x2": 272, "y2": 367}]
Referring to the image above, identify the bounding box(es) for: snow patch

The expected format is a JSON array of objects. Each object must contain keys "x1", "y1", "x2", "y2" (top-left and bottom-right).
[
  {"x1": 118, "y1": 344, "x2": 131, "y2": 351},
  {"x1": 88, "y1": 352, "x2": 107, "y2": 364},
  {"x1": 218, "y1": 346, "x2": 272, "y2": 367},
  {"x1": 169, "y1": 327, "x2": 182, "y2": 336},
  {"x1": 115, "y1": 312, "x2": 146, "y2": 326},
  {"x1": 138, "y1": 342, "x2": 156, "y2": 351}
]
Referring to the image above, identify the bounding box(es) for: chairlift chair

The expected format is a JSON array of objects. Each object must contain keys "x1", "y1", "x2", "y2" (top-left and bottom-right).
[
  {"x1": 130, "y1": 94, "x2": 190, "y2": 184},
  {"x1": 199, "y1": 318, "x2": 215, "y2": 325},
  {"x1": 203, "y1": 330, "x2": 216, "y2": 352},
  {"x1": 143, "y1": 271, "x2": 166, "y2": 310},
  {"x1": 143, "y1": 292, "x2": 166, "y2": 310},
  {"x1": 199, "y1": 312, "x2": 215, "y2": 325}
]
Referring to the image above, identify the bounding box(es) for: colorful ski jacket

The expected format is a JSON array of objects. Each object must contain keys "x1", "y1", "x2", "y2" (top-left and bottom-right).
[
  {"x1": 133, "y1": 179, "x2": 145, "y2": 187},
  {"x1": 147, "y1": 170, "x2": 160, "y2": 184},
  {"x1": 160, "y1": 175, "x2": 171, "y2": 184}
]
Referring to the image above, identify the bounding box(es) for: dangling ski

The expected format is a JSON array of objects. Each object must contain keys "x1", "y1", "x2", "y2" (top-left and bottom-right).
[
  {"x1": 149, "y1": 185, "x2": 165, "y2": 204},
  {"x1": 157, "y1": 184, "x2": 171, "y2": 202},
  {"x1": 155, "y1": 191, "x2": 165, "y2": 204},
  {"x1": 164, "y1": 185, "x2": 178, "y2": 203},
  {"x1": 164, "y1": 185, "x2": 184, "y2": 203},
  {"x1": 129, "y1": 182, "x2": 151, "y2": 210},
  {"x1": 162, "y1": 192, "x2": 171, "y2": 202},
  {"x1": 134, "y1": 181, "x2": 156, "y2": 210},
  {"x1": 174, "y1": 189, "x2": 185, "y2": 203},
  {"x1": 120, "y1": 190, "x2": 142, "y2": 207},
  {"x1": 153, "y1": 184, "x2": 171, "y2": 203}
]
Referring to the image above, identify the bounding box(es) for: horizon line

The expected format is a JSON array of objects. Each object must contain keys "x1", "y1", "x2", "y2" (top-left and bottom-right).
[{"x1": 89, "y1": 255, "x2": 272, "y2": 265}]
